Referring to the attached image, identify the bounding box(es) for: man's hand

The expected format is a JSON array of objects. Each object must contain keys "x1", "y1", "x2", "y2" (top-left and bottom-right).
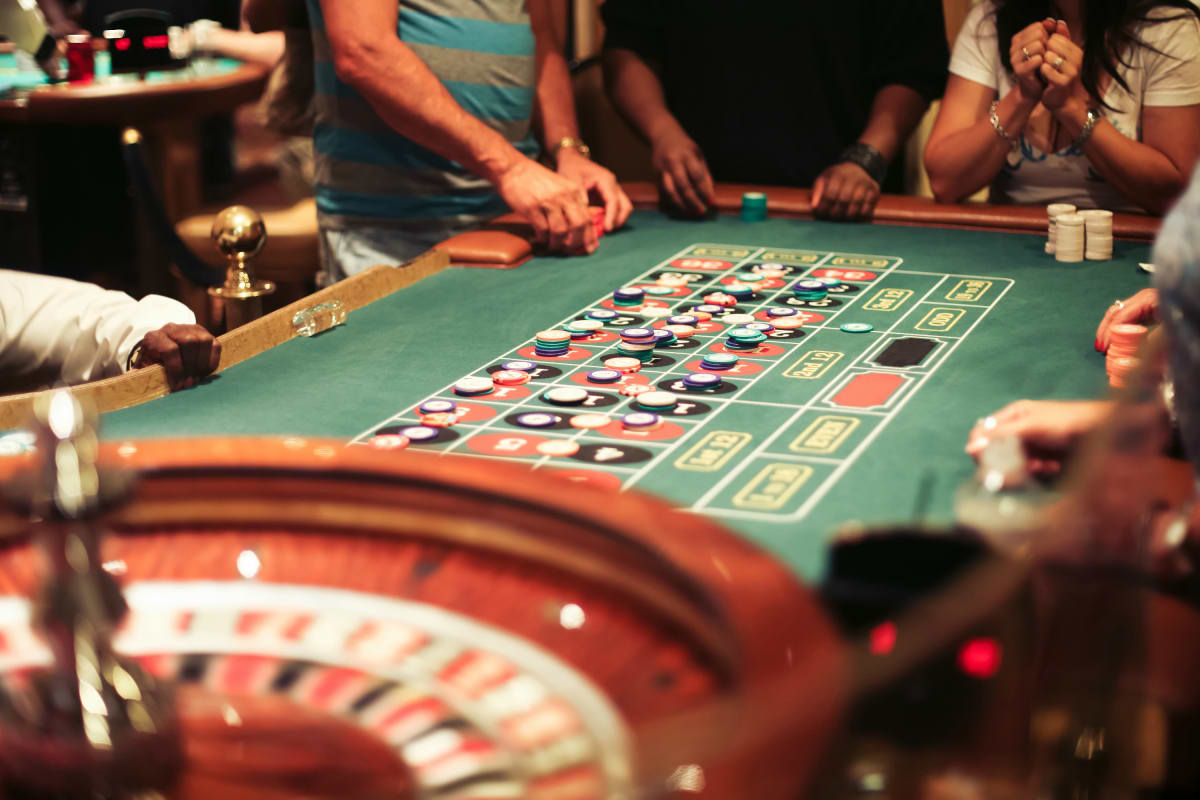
[
  {"x1": 965, "y1": 398, "x2": 1113, "y2": 476},
  {"x1": 555, "y1": 148, "x2": 633, "y2": 234},
  {"x1": 811, "y1": 161, "x2": 880, "y2": 220},
  {"x1": 1095, "y1": 288, "x2": 1158, "y2": 352},
  {"x1": 133, "y1": 323, "x2": 222, "y2": 391},
  {"x1": 495, "y1": 157, "x2": 596, "y2": 253},
  {"x1": 651, "y1": 128, "x2": 715, "y2": 217}
]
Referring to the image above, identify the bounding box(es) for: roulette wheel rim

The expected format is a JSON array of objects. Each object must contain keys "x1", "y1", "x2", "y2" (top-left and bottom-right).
[{"x1": 0, "y1": 437, "x2": 848, "y2": 799}]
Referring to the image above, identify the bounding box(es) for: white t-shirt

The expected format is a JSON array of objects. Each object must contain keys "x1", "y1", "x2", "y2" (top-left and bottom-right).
[
  {"x1": 949, "y1": 1, "x2": 1200, "y2": 210},
  {"x1": 0, "y1": 270, "x2": 195, "y2": 385}
]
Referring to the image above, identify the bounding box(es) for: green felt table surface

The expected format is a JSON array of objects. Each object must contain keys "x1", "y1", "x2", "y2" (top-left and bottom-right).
[{"x1": 100, "y1": 211, "x2": 1152, "y2": 581}]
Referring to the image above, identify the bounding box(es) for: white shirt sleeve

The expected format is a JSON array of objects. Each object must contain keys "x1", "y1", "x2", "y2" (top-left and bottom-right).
[
  {"x1": 949, "y1": 1, "x2": 1001, "y2": 90},
  {"x1": 1139, "y1": 7, "x2": 1200, "y2": 107},
  {"x1": 0, "y1": 270, "x2": 196, "y2": 385}
]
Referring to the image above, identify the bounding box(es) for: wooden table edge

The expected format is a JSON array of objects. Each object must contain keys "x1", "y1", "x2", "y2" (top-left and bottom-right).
[{"x1": 0, "y1": 249, "x2": 450, "y2": 430}]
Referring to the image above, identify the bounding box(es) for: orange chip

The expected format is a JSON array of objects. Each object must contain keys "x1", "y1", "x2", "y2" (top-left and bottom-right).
[{"x1": 419, "y1": 412, "x2": 458, "y2": 428}]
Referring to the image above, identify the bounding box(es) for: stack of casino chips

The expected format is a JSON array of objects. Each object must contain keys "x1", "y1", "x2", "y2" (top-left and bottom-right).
[
  {"x1": 1046, "y1": 203, "x2": 1077, "y2": 255},
  {"x1": 618, "y1": 327, "x2": 657, "y2": 363},
  {"x1": 1106, "y1": 322, "x2": 1147, "y2": 388},
  {"x1": 741, "y1": 191, "x2": 767, "y2": 222},
  {"x1": 792, "y1": 280, "x2": 827, "y2": 302},
  {"x1": 652, "y1": 328, "x2": 676, "y2": 346},
  {"x1": 1082, "y1": 210, "x2": 1114, "y2": 261},
  {"x1": 701, "y1": 352, "x2": 739, "y2": 371},
  {"x1": 724, "y1": 282, "x2": 755, "y2": 303},
  {"x1": 725, "y1": 326, "x2": 767, "y2": 350},
  {"x1": 1054, "y1": 213, "x2": 1085, "y2": 263},
  {"x1": 564, "y1": 319, "x2": 603, "y2": 340},
  {"x1": 534, "y1": 329, "x2": 571, "y2": 357},
  {"x1": 682, "y1": 373, "x2": 722, "y2": 391},
  {"x1": 612, "y1": 287, "x2": 644, "y2": 309},
  {"x1": 636, "y1": 391, "x2": 678, "y2": 412}
]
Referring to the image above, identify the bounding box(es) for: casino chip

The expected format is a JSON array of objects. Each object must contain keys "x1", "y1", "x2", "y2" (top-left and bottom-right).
[
  {"x1": 840, "y1": 323, "x2": 874, "y2": 333},
  {"x1": 537, "y1": 439, "x2": 581, "y2": 457},
  {"x1": 639, "y1": 307, "x2": 673, "y2": 318},
  {"x1": 370, "y1": 434, "x2": 410, "y2": 451},
  {"x1": 544, "y1": 386, "x2": 589, "y2": 405},
  {"x1": 664, "y1": 324, "x2": 696, "y2": 339},
  {"x1": 722, "y1": 314, "x2": 756, "y2": 325},
  {"x1": 767, "y1": 307, "x2": 798, "y2": 318},
  {"x1": 619, "y1": 383, "x2": 652, "y2": 397},
  {"x1": 772, "y1": 317, "x2": 805, "y2": 330},
  {"x1": 636, "y1": 391, "x2": 677, "y2": 410},
  {"x1": 419, "y1": 412, "x2": 458, "y2": 428},
  {"x1": 493, "y1": 369, "x2": 532, "y2": 386},
  {"x1": 604, "y1": 357, "x2": 642, "y2": 373},
  {"x1": 502, "y1": 360, "x2": 537, "y2": 372},
  {"x1": 401, "y1": 426, "x2": 440, "y2": 442},
  {"x1": 622, "y1": 412, "x2": 662, "y2": 430},
  {"x1": 667, "y1": 315, "x2": 699, "y2": 326},
  {"x1": 419, "y1": 399, "x2": 457, "y2": 415},
  {"x1": 587, "y1": 369, "x2": 622, "y2": 383},
  {"x1": 516, "y1": 412, "x2": 559, "y2": 428},
  {"x1": 682, "y1": 373, "x2": 721, "y2": 391},
  {"x1": 454, "y1": 377, "x2": 494, "y2": 396},
  {"x1": 643, "y1": 286, "x2": 675, "y2": 296},
  {"x1": 569, "y1": 413, "x2": 611, "y2": 430},
  {"x1": 587, "y1": 309, "x2": 618, "y2": 321}
]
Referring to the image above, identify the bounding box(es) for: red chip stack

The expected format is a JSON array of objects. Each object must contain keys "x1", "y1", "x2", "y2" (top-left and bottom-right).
[{"x1": 1106, "y1": 323, "x2": 1147, "y2": 388}]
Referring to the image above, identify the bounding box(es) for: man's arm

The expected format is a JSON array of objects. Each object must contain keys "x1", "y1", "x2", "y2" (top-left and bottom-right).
[
  {"x1": 527, "y1": 0, "x2": 631, "y2": 235},
  {"x1": 812, "y1": 85, "x2": 930, "y2": 219},
  {"x1": 0, "y1": 271, "x2": 218, "y2": 389},
  {"x1": 320, "y1": 0, "x2": 591, "y2": 252},
  {"x1": 602, "y1": 45, "x2": 714, "y2": 216}
]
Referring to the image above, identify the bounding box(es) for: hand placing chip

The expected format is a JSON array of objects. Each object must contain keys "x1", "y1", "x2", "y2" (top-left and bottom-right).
[{"x1": 132, "y1": 323, "x2": 222, "y2": 391}]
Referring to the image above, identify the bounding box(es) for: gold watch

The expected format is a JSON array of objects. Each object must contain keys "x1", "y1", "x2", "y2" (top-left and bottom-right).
[{"x1": 551, "y1": 136, "x2": 590, "y2": 159}]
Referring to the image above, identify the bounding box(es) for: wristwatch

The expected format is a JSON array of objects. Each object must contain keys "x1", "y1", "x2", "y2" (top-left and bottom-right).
[
  {"x1": 838, "y1": 142, "x2": 887, "y2": 185},
  {"x1": 551, "y1": 136, "x2": 590, "y2": 159}
]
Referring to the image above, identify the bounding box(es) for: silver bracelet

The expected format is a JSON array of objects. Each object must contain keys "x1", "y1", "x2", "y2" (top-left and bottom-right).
[
  {"x1": 1073, "y1": 108, "x2": 1101, "y2": 150},
  {"x1": 988, "y1": 101, "x2": 1019, "y2": 149}
]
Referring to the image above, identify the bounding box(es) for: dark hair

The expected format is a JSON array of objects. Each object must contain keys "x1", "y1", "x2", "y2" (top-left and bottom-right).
[{"x1": 994, "y1": 0, "x2": 1200, "y2": 108}]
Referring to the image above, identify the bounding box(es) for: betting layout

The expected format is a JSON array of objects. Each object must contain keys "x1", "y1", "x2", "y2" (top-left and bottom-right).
[{"x1": 350, "y1": 243, "x2": 1013, "y2": 525}]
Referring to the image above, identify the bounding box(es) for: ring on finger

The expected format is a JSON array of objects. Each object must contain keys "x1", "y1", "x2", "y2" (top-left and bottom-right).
[
  {"x1": 1113, "y1": 299, "x2": 1125, "y2": 310},
  {"x1": 1022, "y1": 45, "x2": 1031, "y2": 61},
  {"x1": 1053, "y1": 55, "x2": 1064, "y2": 70}
]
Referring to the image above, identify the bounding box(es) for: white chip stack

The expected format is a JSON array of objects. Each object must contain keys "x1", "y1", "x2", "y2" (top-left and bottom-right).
[
  {"x1": 1054, "y1": 213, "x2": 1085, "y2": 263},
  {"x1": 1046, "y1": 203, "x2": 1077, "y2": 254},
  {"x1": 1081, "y1": 209, "x2": 1114, "y2": 260}
]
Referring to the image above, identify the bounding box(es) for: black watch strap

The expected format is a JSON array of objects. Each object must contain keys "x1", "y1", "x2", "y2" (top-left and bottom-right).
[{"x1": 838, "y1": 143, "x2": 888, "y2": 185}]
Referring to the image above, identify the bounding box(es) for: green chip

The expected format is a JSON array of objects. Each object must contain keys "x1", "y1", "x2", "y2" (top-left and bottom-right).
[
  {"x1": 643, "y1": 286, "x2": 676, "y2": 296},
  {"x1": 840, "y1": 323, "x2": 874, "y2": 333},
  {"x1": 735, "y1": 273, "x2": 765, "y2": 283},
  {"x1": 704, "y1": 353, "x2": 739, "y2": 365}
]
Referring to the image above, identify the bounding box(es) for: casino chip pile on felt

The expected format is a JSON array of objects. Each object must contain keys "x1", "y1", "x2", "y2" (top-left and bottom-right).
[
  {"x1": 352, "y1": 240, "x2": 1019, "y2": 526},
  {"x1": 1047, "y1": 203, "x2": 1113, "y2": 262},
  {"x1": 1105, "y1": 323, "x2": 1148, "y2": 388}
]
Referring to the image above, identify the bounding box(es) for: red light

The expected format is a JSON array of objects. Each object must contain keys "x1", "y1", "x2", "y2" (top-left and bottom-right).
[
  {"x1": 142, "y1": 34, "x2": 169, "y2": 49},
  {"x1": 114, "y1": 38, "x2": 131, "y2": 51},
  {"x1": 868, "y1": 621, "x2": 896, "y2": 655},
  {"x1": 957, "y1": 637, "x2": 1002, "y2": 679}
]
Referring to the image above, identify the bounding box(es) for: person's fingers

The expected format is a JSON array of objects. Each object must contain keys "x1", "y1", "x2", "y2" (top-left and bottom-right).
[
  {"x1": 142, "y1": 330, "x2": 184, "y2": 390},
  {"x1": 594, "y1": 176, "x2": 618, "y2": 232},
  {"x1": 811, "y1": 176, "x2": 826, "y2": 210},
  {"x1": 670, "y1": 160, "x2": 706, "y2": 215},
  {"x1": 1055, "y1": 18, "x2": 1070, "y2": 38},
  {"x1": 613, "y1": 188, "x2": 634, "y2": 229},
  {"x1": 560, "y1": 198, "x2": 589, "y2": 252},
  {"x1": 1096, "y1": 304, "x2": 1119, "y2": 351},
  {"x1": 1040, "y1": 61, "x2": 1070, "y2": 86},
  {"x1": 544, "y1": 205, "x2": 568, "y2": 252},
  {"x1": 526, "y1": 204, "x2": 550, "y2": 244},
  {"x1": 660, "y1": 171, "x2": 685, "y2": 212},
  {"x1": 208, "y1": 336, "x2": 222, "y2": 372},
  {"x1": 861, "y1": 185, "x2": 880, "y2": 218},
  {"x1": 846, "y1": 183, "x2": 871, "y2": 220},
  {"x1": 686, "y1": 155, "x2": 716, "y2": 207},
  {"x1": 818, "y1": 174, "x2": 844, "y2": 215},
  {"x1": 1043, "y1": 17, "x2": 1057, "y2": 34}
]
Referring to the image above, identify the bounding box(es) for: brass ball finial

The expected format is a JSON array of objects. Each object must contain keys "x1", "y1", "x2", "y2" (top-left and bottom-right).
[{"x1": 211, "y1": 205, "x2": 267, "y2": 264}]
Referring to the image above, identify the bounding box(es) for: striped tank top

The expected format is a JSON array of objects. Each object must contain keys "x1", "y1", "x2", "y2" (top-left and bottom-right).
[{"x1": 307, "y1": 0, "x2": 538, "y2": 234}]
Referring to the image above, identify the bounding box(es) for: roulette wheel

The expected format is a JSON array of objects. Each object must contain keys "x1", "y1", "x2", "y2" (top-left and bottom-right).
[{"x1": 0, "y1": 392, "x2": 846, "y2": 798}]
